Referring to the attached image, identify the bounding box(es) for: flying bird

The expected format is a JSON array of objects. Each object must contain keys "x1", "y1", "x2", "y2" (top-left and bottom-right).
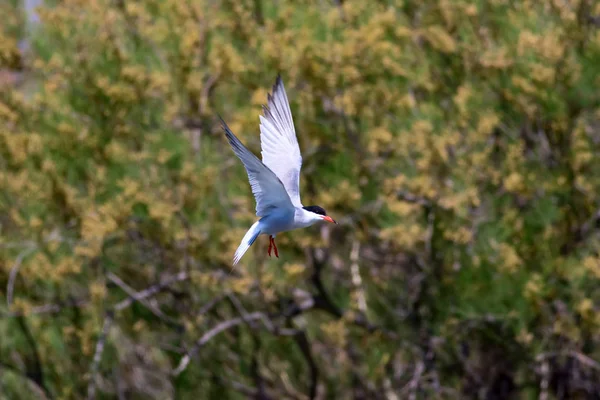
[{"x1": 221, "y1": 76, "x2": 337, "y2": 265}]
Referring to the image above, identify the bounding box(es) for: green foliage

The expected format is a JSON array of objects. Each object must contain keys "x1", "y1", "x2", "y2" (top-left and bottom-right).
[{"x1": 2, "y1": 0, "x2": 600, "y2": 398}]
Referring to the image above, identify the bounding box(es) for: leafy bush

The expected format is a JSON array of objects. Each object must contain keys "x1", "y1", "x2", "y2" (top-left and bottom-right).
[{"x1": 1, "y1": 0, "x2": 600, "y2": 398}]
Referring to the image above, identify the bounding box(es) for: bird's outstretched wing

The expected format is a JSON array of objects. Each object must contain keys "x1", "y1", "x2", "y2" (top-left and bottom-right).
[
  {"x1": 221, "y1": 117, "x2": 294, "y2": 217},
  {"x1": 259, "y1": 76, "x2": 303, "y2": 208}
]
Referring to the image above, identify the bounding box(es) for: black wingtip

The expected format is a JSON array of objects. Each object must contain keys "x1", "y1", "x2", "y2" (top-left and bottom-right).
[
  {"x1": 218, "y1": 114, "x2": 235, "y2": 139},
  {"x1": 273, "y1": 74, "x2": 284, "y2": 94},
  {"x1": 261, "y1": 104, "x2": 272, "y2": 119}
]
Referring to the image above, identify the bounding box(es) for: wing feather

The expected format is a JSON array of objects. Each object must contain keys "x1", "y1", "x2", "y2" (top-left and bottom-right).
[
  {"x1": 221, "y1": 117, "x2": 294, "y2": 217},
  {"x1": 259, "y1": 76, "x2": 303, "y2": 208}
]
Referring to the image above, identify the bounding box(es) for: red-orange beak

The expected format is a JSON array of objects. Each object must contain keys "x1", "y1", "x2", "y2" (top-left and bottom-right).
[{"x1": 322, "y1": 216, "x2": 337, "y2": 224}]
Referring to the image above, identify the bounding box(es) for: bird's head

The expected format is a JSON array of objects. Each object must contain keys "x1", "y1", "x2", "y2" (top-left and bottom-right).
[{"x1": 302, "y1": 205, "x2": 337, "y2": 224}]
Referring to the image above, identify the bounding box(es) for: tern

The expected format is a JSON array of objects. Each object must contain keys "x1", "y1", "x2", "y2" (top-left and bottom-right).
[{"x1": 221, "y1": 76, "x2": 337, "y2": 265}]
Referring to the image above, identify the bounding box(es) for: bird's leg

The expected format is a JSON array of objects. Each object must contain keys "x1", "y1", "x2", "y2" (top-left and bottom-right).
[
  {"x1": 272, "y1": 237, "x2": 279, "y2": 258},
  {"x1": 268, "y1": 235, "x2": 273, "y2": 257}
]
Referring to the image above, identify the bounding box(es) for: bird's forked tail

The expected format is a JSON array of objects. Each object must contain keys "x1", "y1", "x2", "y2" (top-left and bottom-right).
[{"x1": 233, "y1": 221, "x2": 261, "y2": 266}]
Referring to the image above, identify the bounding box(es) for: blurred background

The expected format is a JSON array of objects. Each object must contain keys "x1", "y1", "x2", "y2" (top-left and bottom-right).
[{"x1": 1, "y1": 0, "x2": 600, "y2": 398}]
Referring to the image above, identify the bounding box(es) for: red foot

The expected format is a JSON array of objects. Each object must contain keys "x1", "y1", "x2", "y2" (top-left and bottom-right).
[
  {"x1": 268, "y1": 236, "x2": 273, "y2": 257},
  {"x1": 267, "y1": 236, "x2": 279, "y2": 258},
  {"x1": 273, "y1": 238, "x2": 279, "y2": 258}
]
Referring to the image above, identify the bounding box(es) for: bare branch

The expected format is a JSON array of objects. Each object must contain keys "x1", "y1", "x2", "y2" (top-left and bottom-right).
[
  {"x1": 87, "y1": 312, "x2": 114, "y2": 400},
  {"x1": 3, "y1": 271, "x2": 188, "y2": 319},
  {"x1": 539, "y1": 357, "x2": 550, "y2": 400},
  {"x1": 536, "y1": 351, "x2": 600, "y2": 371},
  {"x1": 16, "y1": 316, "x2": 52, "y2": 397},
  {"x1": 1, "y1": 298, "x2": 88, "y2": 318},
  {"x1": 196, "y1": 294, "x2": 226, "y2": 316},
  {"x1": 309, "y1": 248, "x2": 343, "y2": 318},
  {"x1": 113, "y1": 271, "x2": 189, "y2": 311},
  {"x1": 227, "y1": 293, "x2": 299, "y2": 336},
  {"x1": 107, "y1": 272, "x2": 182, "y2": 329},
  {"x1": 7, "y1": 246, "x2": 36, "y2": 306},
  {"x1": 174, "y1": 297, "x2": 300, "y2": 377},
  {"x1": 173, "y1": 312, "x2": 265, "y2": 376},
  {"x1": 308, "y1": 248, "x2": 398, "y2": 339},
  {"x1": 349, "y1": 239, "x2": 367, "y2": 313},
  {"x1": 293, "y1": 331, "x2": 319, "y2": 400},
  {"x1": 402, "y1": 360, "x2": 425, "y2": 400}
]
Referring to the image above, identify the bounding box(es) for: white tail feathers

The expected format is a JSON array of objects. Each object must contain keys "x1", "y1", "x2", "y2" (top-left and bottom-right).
[{"x1": 233, "y1": 221, "x2": 261, "y2": 265}]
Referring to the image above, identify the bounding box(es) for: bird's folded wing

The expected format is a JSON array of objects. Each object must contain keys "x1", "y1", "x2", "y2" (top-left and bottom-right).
[
  {"x1": 259, "y1": 77, "x2": 303, "y2": 208},
  {"x1": 221, "y1": 118, "x2": 294, "y2": 217}
]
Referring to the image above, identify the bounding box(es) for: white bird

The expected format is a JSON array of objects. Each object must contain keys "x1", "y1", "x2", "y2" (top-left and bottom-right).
[{"x1": 221, "y1": 76, "x2": 337, "y2": 265}]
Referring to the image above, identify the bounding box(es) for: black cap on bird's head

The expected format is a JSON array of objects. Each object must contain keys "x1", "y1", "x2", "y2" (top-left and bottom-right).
[{"x1": 303, "y1": 205, "x2": 337, "y2": 224}]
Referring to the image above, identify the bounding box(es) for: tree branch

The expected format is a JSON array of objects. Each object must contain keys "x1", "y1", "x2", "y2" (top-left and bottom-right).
[
  {"x1": 172, "y1": 312, "x2": 265, "y2": 376},
  {"x1": 87, "y1": 312, "x2": 114, "y2": 400},
  {"x1": 6, "y1": 246, "x2": 36, "y2": 306},
  {"x1": 308, "y1": 248, "x2": 398, "y2": 339},
  {"x1": 293, "y1": 330, "x2": 319, "y2": 400},
  {"x1": 107, "y1": 272, "x2": 183, "y2": 330},
  {"x1": 16, "y1": 316, "x2": 52, "y2": 398},
  {"x1": 112, "y1": 271, "x2": 189, "y2": 311},
  {"x1": 1, "y1": 298, "x2": 88, "y2": 318}
]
